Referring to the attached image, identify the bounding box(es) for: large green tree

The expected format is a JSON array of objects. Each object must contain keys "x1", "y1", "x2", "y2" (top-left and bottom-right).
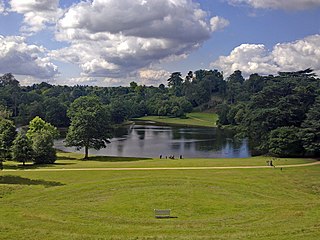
[
  {"x1": 66, "y1": 96, "x2": 112, "y2": 159},
  {"x1": 11, "y1": 131, "x2": 34, "y2": 165},
  {"x1": 26, "y1": 116, "x2": 59, "y2": 140},
  {"x1": 32, "y1": 131, "x2": 57, "y2": 164},
  {"x1": 26, "y1": 116, "x2": 59, "y2": 164}
]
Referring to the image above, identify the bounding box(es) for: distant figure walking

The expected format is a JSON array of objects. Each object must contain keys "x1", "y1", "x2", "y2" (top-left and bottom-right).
[
  {"x1": 180, "y1": 155, "x2": 183, "y2": 159},
  {"x1": 270, "y1": 160, "x2": 275, "y2": 167},
  {"x1": 160, "y1": 155, "x2": 162, "y2": 159}
]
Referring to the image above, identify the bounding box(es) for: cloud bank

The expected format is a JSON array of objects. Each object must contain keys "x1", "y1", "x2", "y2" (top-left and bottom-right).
[
  {"x1": 211, "y1": 34, "x2": 320, "y2": 77},
  {"x1": 2, "y1": 0, "x2": 318, "y2": 85},
  {"x1": 52, "y1": 0, "x2": 229, "y2": 78},
  {"x1": 0, "y1": 35, "x2": 58, "y2": 79}
]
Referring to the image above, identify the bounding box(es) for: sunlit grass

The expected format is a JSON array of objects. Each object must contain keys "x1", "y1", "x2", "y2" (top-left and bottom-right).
[
  {"x1": 2, "y1": 151, "x2": 316, "y2": 170},
  {"x1": 135, "y1": 112, "x2": 218, "y2": 127},
  {"x1": 1, "y1": 152, "x2": 319, "y2": 239}
]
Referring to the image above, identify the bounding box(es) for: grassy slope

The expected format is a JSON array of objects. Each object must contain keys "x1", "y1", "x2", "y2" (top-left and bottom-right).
[
  {"x1": 0, "y1": 154, "x2": 319, "y2": 240},
  {"x1": 136, "y1": 112, "x2": 218, "y2": 127}
]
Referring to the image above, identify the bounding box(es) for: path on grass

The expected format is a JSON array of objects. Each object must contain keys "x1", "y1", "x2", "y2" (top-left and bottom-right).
[{"x1": 3, "y1": 161, "x2": 320, "y2": 172}]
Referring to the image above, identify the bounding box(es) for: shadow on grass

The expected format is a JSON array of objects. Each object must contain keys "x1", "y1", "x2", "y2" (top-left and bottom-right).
[
  {"x1": 0, "y1": 175, "x2": 64, "y2": 187},
  {"x1": 87, "y1": 156, "x2": 152, "y2": 162},
  {"x1": 56, "y1": 156, "x2": 78, "y2": 160},
  {"x1": 3, "y1": 162, "x2": 76, "y2": 170},
  {"x1": 155, "y1": 216, "x2": 178, "y2": 219}
]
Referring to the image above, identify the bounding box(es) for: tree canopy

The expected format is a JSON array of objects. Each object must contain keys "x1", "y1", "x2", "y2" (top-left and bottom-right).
[
  {"x1": 66, "y1": 96, "x2": 112, "y2": 159},
  {"x1": 217, "y1": 69, "x2": 320, "y2": 157},
  {"x1": 26, "y1": 116, "x2": 59, "y2": 164},
  {"x1": 11, "y1": 131, "x2": 34, "y2": 165}
]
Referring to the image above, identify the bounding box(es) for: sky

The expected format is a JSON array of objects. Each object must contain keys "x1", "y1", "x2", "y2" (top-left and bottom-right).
[{"x1": 0, "y1": 0, "x2": 319, "y2": 86}]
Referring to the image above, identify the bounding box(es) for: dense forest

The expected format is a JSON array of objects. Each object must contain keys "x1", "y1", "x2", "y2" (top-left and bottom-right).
[
  {"x1": 0, "y1": 70, "x2": 226, "y2": 127},
  {"x1": 216, "y1": 69, "x2": 320, "y2": 157},
  {"x1": 0, "y1": 68, "x2": 320, "y2": 159}
]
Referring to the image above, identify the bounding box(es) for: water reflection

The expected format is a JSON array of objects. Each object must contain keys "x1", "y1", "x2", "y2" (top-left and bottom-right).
[{"x1": 55, "y1": 122, "x2": 251, "y2": 158}]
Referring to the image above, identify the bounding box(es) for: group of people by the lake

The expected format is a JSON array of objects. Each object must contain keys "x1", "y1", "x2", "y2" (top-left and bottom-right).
[
  {"x1": 266, "y1": 160, "x2": 284, "y2": 171},
  {"x1": 266, "y1": 160, "x2": 274, "y2": 167},
  {"x1": 160, "y1": 155, "x2": 183, "y2": 159}
]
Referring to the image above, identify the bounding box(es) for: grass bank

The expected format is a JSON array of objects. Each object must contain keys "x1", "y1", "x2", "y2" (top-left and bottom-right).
[
  {"x1": 0, "y1": 153, "x2": 319, "y2": 240},
  {"x1": 135, "y1": 112, "x2": 218, "y2": 127}
]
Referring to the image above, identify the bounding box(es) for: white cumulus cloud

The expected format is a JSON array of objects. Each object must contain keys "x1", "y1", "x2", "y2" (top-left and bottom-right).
[
  {"x1": 0, "y1": 35, "x2": 59, "y2": 79},
  {"x1": 227, "y1": 0, "x2": 320, "y2": 10},
  {"x1": 52, "y1": 0, "x2": 229, "y2": 78},
  {"x1": 210, "y1": 16, "x2": 230, "y2": 31},
  {"x1": 9, "y1": 0, "x2": 62, "y2": 34},
  {"x1": 211, "y1": 34, "x2": 320, "y2": 77}
]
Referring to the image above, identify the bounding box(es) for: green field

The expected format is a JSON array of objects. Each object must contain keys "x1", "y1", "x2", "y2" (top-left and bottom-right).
[
  {"x1": 135, "y1": 112, "x2": 218, "y2": 127},
  {"x1": 1, "y1": 153, "x2": 319, "y2": 240}
]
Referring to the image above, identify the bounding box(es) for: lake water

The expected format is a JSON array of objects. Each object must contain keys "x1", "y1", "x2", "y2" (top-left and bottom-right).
[{"x1": 55, "y1": 122, "x2": 251, "y2": 158}]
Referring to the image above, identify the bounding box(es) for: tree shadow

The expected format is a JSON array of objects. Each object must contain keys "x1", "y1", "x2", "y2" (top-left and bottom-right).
[
  {"x1": 3, "y1": 162, "x2": 76, "y2": 170},
  {"x1": 0, "y1": 175, "x2": 64, "y2": 187},
  {"x1": 57, "y1": 156, "x2": 78, "y2": 160},
  {"x1": 87, "y1": 156, "x2": 152, "y2": 162}
]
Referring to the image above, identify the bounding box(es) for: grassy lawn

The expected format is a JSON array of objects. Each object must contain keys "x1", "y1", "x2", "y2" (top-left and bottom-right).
[
  {"x1": 1, "y1": 153, "x2": 319, "y2": 240},
  {"x1": 2, "y1": 151, "x2": 316, "y2": 170},
  {"x1": 135, "y1": 112, "x2": 218, "y2": 127}
]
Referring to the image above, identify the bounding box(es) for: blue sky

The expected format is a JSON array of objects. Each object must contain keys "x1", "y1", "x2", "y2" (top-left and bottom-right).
[{"x1": 0, "y1": 0, "x2": 319, "y2": 86}]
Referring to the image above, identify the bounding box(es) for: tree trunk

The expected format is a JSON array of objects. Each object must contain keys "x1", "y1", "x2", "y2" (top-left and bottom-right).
[{"x1": 84, "y1": 146, "x2": 89, "y2": 159}]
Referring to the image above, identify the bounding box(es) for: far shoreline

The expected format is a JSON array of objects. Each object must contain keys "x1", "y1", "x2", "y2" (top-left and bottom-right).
[{"x1": 132, "y1": 112, "x2": 218, "y2": 128}]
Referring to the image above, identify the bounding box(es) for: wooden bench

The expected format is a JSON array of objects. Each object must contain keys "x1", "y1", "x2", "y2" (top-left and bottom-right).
[{"x1": 154, "y1": 209, "x2": 171, "y2": 218}]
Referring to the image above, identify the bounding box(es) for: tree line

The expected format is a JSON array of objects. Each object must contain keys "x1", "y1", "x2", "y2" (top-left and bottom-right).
[
  {"x1": 1, "y1": 68, "x2": 320, "y2": 165},
  {"x1": 216, "y1": 69, "x2": 320, "y2": 157},
  {"x1": 0, "y1": 70, "x2": 227, "y2": 128}
]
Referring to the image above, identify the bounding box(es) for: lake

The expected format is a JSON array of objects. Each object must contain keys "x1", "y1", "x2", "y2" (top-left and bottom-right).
[{"x1": 55, "y1": 122, "x2": 251, "y2": 158}]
